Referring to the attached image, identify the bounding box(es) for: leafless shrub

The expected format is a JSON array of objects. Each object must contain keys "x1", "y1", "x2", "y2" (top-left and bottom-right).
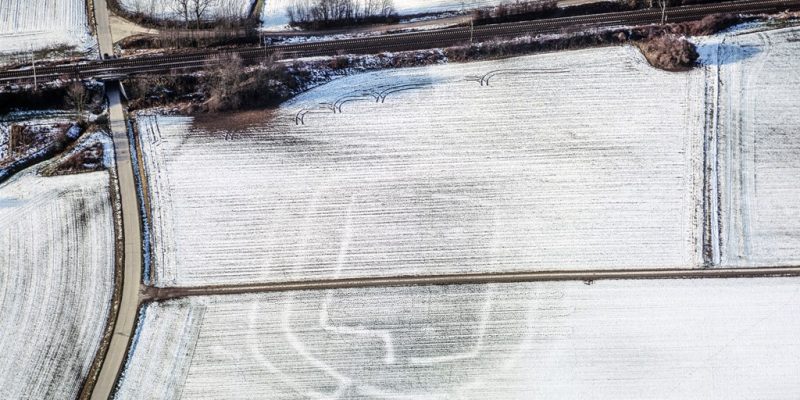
[
  {"x1": 287, "y1": 0, "x2": 399, "y2": 29},
  {"x1": 42, "y1": 142, "x2": 106, "y2": 176},
  {"x1": 65, "y1": 81, "x2": 89, "y2": 123},
  {"x1": 635, "y1": 34, "x2": 698, "y2": 71}
]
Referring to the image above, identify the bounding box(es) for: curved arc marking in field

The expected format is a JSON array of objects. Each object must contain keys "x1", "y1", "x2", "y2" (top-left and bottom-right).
[
  {"x1": 295, "y1": 70, "x2": 567, "y2": 126},
  {"x1": 465, "y1": 68, "x2": 571, "y2": 86},
  {"x1": 294, "y1": 82, "x2": 432, "y2": 125}
]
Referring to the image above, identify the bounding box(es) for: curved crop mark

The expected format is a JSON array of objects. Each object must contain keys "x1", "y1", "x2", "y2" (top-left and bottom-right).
[
  {"x1": 295, "y1": 104, "x2": 336, "y2": 125},
  {"x1": 295, "y1": 82, "x2": 430, "y2": 125},
  {"x1": 333, "y1": 92, "x2": 379, "y2": 113},
  {"x1": 375, "y1": 83, "x2": 428, "y2": 103},
  {"x1": 466, "y1": 68, "x2": 570, "y2": 86}
]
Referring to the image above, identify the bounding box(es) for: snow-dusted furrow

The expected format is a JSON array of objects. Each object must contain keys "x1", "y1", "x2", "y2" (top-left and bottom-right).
[
  {"x1": 0, "y1": 0, "x2": 95, "y2": 55},
  {"x1": 715, "y1": 27, "x2": 800, "y2": 266},
  {"x1": 139, "y1": 45, "x2": 705, "y2": 287},
  {"x1": 0, "y1": 169, "x2": 114, "y2": 398},
  {"x1": 115, "y1": 277, "x2": 800, "y2": 399}
]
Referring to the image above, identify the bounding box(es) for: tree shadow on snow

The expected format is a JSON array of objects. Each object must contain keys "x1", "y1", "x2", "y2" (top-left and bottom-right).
[{"x1": 695, "y1": 43, "x2": 762, "y2": 66}]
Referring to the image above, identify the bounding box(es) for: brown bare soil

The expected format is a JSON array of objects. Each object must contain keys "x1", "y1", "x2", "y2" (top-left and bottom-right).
[
  {"x1": 42, "y1": 142, "x2": 106, "y2": 176},
  {"x1": 191, "y1": 108, "x2": 279, "y2": 132}
]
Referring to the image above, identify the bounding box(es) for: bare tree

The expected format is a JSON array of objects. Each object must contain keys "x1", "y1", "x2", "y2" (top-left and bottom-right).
[
  {"x1": 205, "y1": 53, "x2": 245, "y2": 112},
  {"x1": 286, "y1": 0, "x2": 394, "y2": 26},
  {"x1": 65, "y1": 81, "x2": 88, "y2": 123},
  {"x1": 171, "y1": 0, "x2": 192, "y2": 28},
  {"x1": 190, "y1": 0, "x2": 217, "y2": 29}
]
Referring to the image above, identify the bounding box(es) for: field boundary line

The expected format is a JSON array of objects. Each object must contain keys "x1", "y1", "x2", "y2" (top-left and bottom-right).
[{"x1": 143, "y1": 266, "x2": 800, "y2": 301}]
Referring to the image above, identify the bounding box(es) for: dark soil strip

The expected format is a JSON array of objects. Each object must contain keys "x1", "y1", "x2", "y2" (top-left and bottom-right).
[{"x1": 0, "y1": 128, "x2": 81, "y2": 185}]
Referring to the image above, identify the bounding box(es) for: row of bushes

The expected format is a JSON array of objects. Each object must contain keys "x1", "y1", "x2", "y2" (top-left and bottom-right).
[
  {"x1": 123, "y1": 49, "x2": 448, "y2": 113},
  {"x1": 0, "y1": 81, "x2": 105, "y2": 115},
  {"x1": 473, "y1": 0, "x2": 631, "y2": 25},
  {"x1": 472, "y1": 0, "x2": 740, "y2": 25},
  {"x1": 106, "y1": 0, "x2": 258, "y2": 30},
  {"x1": 447, "y1": 13, "x2": 744, "y2": 71},
  {"x1": 121, "y1": 13, "x2": 744, "y2": 113},
  {"x1": 287, "y1": 0, "x2": 400, "y2": 30},
  {"x1": 124, "y1": 56, "x2": 304, "y2": 112},
  {"x1": 118, "y1": 29, "x2": 260, "y2": 50}
]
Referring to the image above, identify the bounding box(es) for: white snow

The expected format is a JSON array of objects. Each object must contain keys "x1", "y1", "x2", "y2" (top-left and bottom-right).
[
  {"x1": 0, "y1": 168, "x2": 115, "y2": 398},
  {"x1": 117, "y1": 0, "x2": 256, "y2": 21},
  {"x1": 115, "y1": 277, "x2": 800, "y2": 399},
  {"x1": 139, "y1": 45, "x2": 705, "y2": 287},
  {"x1": 701, "y1": 26, "x2": 800, "y2": 266},
  {"x1": 0, "y1": 0, "x2": 95, "y2": 56}
]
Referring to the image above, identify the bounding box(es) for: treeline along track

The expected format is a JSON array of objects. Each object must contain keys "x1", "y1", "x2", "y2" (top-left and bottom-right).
[{"x1": 0, "y1": 0, "x2": 797, "y2": 83}]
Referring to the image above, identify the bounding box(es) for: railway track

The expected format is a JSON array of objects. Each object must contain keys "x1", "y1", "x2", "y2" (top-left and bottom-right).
[{"x1": 1, "y1": 0, "x2": 797, "y2": 83}]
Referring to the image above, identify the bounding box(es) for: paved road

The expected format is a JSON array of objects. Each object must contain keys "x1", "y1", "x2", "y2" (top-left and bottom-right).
[
  {"x1": 88, "y1": 3, "x2": 145, "y2": 398},
  {"x1": 89, "y1": 84, "x2": 143, "y2": 400},
  {"x1": 94, "y1": 0, "x2": 114, "y2": 57}
]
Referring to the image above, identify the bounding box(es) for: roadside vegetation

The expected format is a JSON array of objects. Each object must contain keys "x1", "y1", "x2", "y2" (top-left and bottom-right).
[
  {"x1": 108, "y1": 0, "x2": 261, "y2": 48},
  {"x1": 448, "y1": 13, "x2": 745, "y2": 70},
  {"x1": 0, "y1": 79, "x2": 109, "y2": 183},
  {"x1": 286, "y1": 0, "x2": 399, "y2": 29},
  {"x1": 109, "y1": 0, "x2": 256, "y2": 29},
  {"x1": 123, "y1": 49, "x2": 445, "y2": 113},
  {"x1": 124, "y1": 55, "x2": 297, "y2": 112},
  {"x1": 472, "y1": 0, "x2": 741, "y2": 25},
  {"x1": 119, "y1": 12, "x2": 748, "y2": 115}
]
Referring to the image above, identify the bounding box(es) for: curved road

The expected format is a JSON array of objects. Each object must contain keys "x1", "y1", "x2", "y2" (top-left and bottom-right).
[
  {"x1": 89, "y1": 83, "x2": 142, "y2": 400},
  {"x1": 89, "y1": 0, "x2": 144, "y2": 399}
]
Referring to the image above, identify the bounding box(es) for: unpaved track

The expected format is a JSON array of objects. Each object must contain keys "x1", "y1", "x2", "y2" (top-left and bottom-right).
[
  {"x1": 143, "y1": 266, "x2": 800, "y2": 301},
  {"x1": 89, "y1": 85, "x2": 143, "y2": 400},
  {"x1": 110, "y1": 14, "x2": 158, "y2": 41}
]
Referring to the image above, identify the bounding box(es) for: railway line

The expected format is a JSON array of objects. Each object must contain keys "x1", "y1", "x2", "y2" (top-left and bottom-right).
[{"x1": 1, "y1": 0, "x2": 798, "y2": 83}]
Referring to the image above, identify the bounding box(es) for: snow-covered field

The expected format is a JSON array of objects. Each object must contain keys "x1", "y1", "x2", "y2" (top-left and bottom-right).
[
  {"x1": 706, "y1": 26, "x2": 800, "y2": 266},
  {"x1": 0, "y1": 0, "x2": 95, "y2": 56},
  {"x1": 138, "y1": 45, "x2": 704, "y2": 287},
  {"x1": 115, "y1": 277, "x2": 800, "y2": 399},
  {"x1": 0, "y1": 167, "x2": 115, "y2": 397},
  {"x1": 262, "y1": 0, "x2": 505, "y2": 30},
  {"x1": 117, "y1": 0, "x2": 256, "y2": 21}
]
